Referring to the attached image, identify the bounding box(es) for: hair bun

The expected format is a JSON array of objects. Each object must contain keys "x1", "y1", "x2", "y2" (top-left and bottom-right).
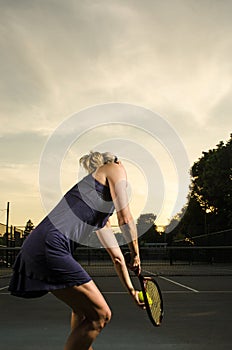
[{"x1": 79, "y1": 151, "x2": 116, "y2": 173}]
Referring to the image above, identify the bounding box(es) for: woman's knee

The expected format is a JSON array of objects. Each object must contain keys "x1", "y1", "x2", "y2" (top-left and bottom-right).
[
  {"x1": 51, "y1": 282, "x2": 111, "y2": 331},
  {"x1": 90, "y1": 305, "x2": 112, "y2": 332},
  {"x1": 72, "y1": 304, "x2": 111, "y2": 333}
]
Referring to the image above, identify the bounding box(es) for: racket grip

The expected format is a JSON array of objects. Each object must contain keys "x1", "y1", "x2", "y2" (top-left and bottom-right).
[{"x1": 134, "y1": 266, "x2": 140, "y2": 276}]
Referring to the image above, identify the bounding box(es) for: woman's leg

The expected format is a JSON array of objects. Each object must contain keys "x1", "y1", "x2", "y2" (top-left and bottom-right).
[
  {"x1": 70, "y1": 310, "x2": 85, "y2": 331},
  {"x1": 51, "y1": 280, "x2": 111, "y2": 350},
  {"x1": 70, "y1": 312, "x2": 93, "y2": 350}
]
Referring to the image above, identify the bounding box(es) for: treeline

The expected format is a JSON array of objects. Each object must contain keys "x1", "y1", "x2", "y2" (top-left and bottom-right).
[
  {"x1": 0, "y1": 219, "x2": 35, "y2": 247},
  {"x1": 165, "y1": 134, "x2": 232, "y2": 246}
]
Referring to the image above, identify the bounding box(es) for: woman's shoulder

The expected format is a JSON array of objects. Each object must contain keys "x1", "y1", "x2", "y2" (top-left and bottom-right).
[
  {"x1": 92, "y1": 162, "x2": 126, "y2": 186},
  {"x1": 104, "y1": 162, "x2": 127, "y2": 181}
]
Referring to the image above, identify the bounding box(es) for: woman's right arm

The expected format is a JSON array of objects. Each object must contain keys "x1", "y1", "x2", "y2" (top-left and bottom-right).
[{"x1": 96, "y1": 221, "x2": 144, "y2": 308}]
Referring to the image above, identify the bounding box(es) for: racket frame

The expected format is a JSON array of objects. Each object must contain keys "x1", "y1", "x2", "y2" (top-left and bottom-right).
[
  {"x1": 124, "y1": 251, "x2": 164, "y2": 326},
  {"x1": 138, "y1": 273, "x2": 164, "y2": 327}
]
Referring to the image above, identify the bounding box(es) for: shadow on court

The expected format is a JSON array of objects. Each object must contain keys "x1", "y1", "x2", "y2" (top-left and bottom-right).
[{"x1": 1, "y1": 273, "x2": 232, "y2": 350}]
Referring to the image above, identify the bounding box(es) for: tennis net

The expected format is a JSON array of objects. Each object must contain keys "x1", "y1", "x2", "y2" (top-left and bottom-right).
[{"x1": 1, "y1": 245, "x2": 232, "y2": 277}]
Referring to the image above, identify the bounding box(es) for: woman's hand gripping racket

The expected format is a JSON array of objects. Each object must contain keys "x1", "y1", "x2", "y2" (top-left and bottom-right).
[{"x1": 125, "y1": 252, "x2": 164, "y2": 327}]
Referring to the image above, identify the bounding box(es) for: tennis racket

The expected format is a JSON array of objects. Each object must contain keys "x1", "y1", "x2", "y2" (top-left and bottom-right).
[{"x1": 125, "y1": 252, "x2": 164, "y2": 327}]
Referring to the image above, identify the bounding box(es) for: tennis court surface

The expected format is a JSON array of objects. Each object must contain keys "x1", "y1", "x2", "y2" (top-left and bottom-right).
[{"x1": 1, "y1": 261, "x2": 232, "y2": 350}]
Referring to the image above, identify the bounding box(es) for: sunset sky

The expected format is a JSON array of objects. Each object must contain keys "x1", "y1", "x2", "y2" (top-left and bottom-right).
[{"x1": 0, "y1": 0, "x2": 231, "y2": 230}]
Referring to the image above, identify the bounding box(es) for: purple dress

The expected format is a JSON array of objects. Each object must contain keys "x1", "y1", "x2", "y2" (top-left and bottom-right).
[{"x1": 9, "y1": 174, "x2": 114, "y2": 298}]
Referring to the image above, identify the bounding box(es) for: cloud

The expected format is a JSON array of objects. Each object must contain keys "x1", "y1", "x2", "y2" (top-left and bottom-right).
[
  {"x1": 0, "y1": 132, "x2": 48, "y2": 164},
  {"x1": 1, "y1": 0, "x2": 232, "y2": 133},
  {"x1": 209, "y1": 87, "x2": 232, "y2": 125},
  {"x1": 0, "y1": 0, "x2": 232, "y2": 225}
]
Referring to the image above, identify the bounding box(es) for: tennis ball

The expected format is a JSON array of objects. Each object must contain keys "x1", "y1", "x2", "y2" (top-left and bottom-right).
[{"x1": 138, "y1": 291, "x2": 153, "y2": 305}]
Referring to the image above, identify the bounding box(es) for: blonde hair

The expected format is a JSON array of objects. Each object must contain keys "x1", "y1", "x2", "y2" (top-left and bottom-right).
[{"x1": 79, "y1": 151, "x2": 117, "y2": 173}]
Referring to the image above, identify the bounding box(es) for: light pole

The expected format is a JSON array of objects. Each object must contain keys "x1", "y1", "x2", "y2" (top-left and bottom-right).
[{"x1": 5, "y1": 202, "x2": 10, "y2": 267}]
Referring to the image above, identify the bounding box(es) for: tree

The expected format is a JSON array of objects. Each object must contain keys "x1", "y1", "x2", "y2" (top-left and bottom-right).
[
  {"x1": 24, "y1": 219, "x2": 34, "y2": 238},
  {"x1": 165, "y1": 196, "x2": 205, "y2": 244},
  {"x1": 191, "y1": 134, "x2": 232, "y2": 229},
  {"x1": 137, "y1": 213, "x2": 162, "y2": 245},
  {"x1": 166, "y1": 134, "x2": 232, "y2": 245}
]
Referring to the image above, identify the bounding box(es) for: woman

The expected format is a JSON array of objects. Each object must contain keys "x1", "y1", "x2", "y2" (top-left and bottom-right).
[{"x1": 9, "y1": 151, "x2": 143, "y2": 350}]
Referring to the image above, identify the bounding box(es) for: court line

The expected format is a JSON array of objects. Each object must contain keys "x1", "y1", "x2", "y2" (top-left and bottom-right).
[
  {"x1": 198, "y1": 290, "x2": 232, "y2": 293},
  {"x1": 1, "y1": 290, "x2": 232, "y2": 296},
  {"x1": 0, "y1": 285, "x2": 8, "y2": 291},
  {"x1": 143, "y1": 269, "x2": 199, "y2": 293},
  {"x1": 158, "y1": 276, "x2": 199, "y2": 293},
  {"x1": 103, "y1": 291, "x2": 194, "y2": 294},
  {"x1": 97, "y1": 290, "x2": 232, "y2": 294}
]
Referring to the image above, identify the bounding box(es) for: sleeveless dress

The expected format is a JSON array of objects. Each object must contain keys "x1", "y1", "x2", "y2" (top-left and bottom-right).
[{"x1": 8, "y1": 173, "x2": 115, "y2": 298}]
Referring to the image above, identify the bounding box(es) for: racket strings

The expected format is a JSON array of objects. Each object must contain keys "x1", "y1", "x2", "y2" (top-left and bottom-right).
[{"x1": 146, "y1": 280, "x2": 162, "y2": 325}]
